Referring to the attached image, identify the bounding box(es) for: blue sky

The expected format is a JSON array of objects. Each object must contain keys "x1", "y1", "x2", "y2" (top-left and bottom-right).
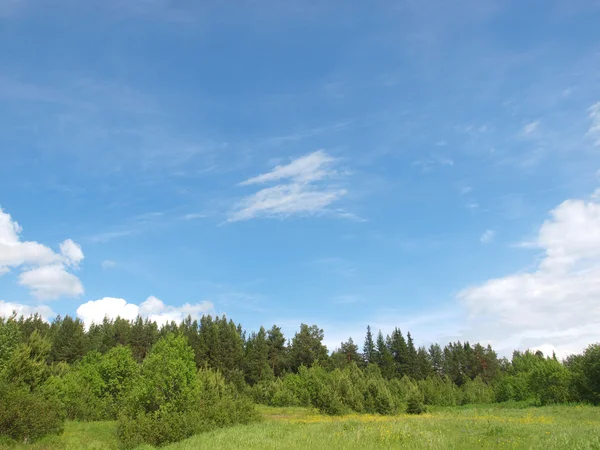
[{"x1": 2, "y1": 0, "x2": 600, "y2": 357}]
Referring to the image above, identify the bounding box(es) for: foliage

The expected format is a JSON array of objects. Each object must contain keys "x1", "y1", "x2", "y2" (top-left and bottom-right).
[
  {"x1": 117, "y1": 333, "x2": 258, "y2": 448},
  {"x1": 0, "y1": 381, "x2": 65, "y2": 443}
]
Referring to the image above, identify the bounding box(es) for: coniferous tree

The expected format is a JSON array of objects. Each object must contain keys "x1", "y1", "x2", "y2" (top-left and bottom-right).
[
  {"x1": 389, "y1": 328, "x2": 409, "y2": 377},
  {"x1": 415, "y1": 346, "x2": 433, "y2": 380},
  {"x1": 266, "y1": 325, "x2": 287, "y2": 376},
  {"x1": 289, "y1": 324, "x2": 328, "y2": 371},
  {"x1": 429, "y1": 343, "x2": 444, "y2": 376},
  {"x1": 375, "y1": 331, "x2": 395, "y2": 379},
  {"x1": 406, "y1": 332, "x2": 418, "y2": 377},
  {"x1": 339, "y1": 337, "x2": 361, "y2": 365},
  {"x1": 363, "y1": 325, "x2": 375, "y2": 366},
  {"x1": 50, "y1": 315, "x2": 86, "y2": 364},
  {"x1": 244, "y1": 327, "x2": 274, "y2": 385}
]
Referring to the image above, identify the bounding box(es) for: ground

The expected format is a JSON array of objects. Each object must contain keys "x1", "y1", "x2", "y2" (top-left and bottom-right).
[{"x1": 5, "y1": 404, "x2": 600, "y2": 449}]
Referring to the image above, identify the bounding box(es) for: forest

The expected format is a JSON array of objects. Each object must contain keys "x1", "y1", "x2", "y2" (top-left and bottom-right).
[{"x1": 1, "y1": 313, "x2": 599, "y2": 448}]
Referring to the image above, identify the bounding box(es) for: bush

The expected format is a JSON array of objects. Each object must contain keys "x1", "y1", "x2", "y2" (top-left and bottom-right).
[
  {"x1": 40, "y1": 350, "x2": 124, "y2": 421},
  {"x1": 405, "y1": 394, "x2": 426, "y2": 415},
  {"x1": 117, "y1": 334, "x2": 259, "y2": 448},
  {"x1": 461, "y1": 376, "x2": 495, "y2": 405},
  {"x1": 529, "y1": 359, "x2": 571, "y2": 405},
  {"x1": 419, "y1": 376, "x2": 460, "y2": 406},
  {"x1": 0, "y1": 382, "x2": 65, "y2": 443}
]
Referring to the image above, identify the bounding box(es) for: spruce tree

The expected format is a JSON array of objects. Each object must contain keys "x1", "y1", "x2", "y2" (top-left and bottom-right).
[
  {"x1": 406, "y1": 332, "x2": 418, "y2": 377},
  {"x1": 375, "y1": 331, "x2": 395, "y2": 379},
  {"x1": 389, "y1": 328, "x2": 409, "y2": 377},
  {"x1": 363, "y1": 325, "x2": 375, "y2": 365}
]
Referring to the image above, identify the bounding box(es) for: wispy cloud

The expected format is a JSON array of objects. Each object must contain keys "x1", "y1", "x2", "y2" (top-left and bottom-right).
[
  {"x1": 101, "y1": 260, "x2": 116, "y2": 269},
  {"x1": 87, "y1": 230, "x2": 135, "y2": 244},
  {"x1": 521, "y1": 120, "x2": 540, "y2": 136},
  {"x1": 229, "y1": 150, "x2": 349, "y2": 222},
  {"x1": 312, "y1": 257, "x2": 357, "y2": 278},
  {"x1": 181, "y1": 213, "x2": 207, "y2": 220},
  {"x1": 480, "y1": 229, "x2": 495, "y2": 244},
  {"x1": 588, "y1": 102, "x2": 600, "y2": 146},
  {"x1": 412, "y1": 155, "x2": 454, "y2": 172},
  {"x1": 240, "y1": 150, "x2": 337, "y2": 185}
]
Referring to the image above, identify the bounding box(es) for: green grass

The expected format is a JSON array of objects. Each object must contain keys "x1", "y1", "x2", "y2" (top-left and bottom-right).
[
  {"x1": 3, "y1": 404, "x2": 600, "y2": 449},
  {"x1": 1, "y1": 421, "x2": 119, "y2": 450}
]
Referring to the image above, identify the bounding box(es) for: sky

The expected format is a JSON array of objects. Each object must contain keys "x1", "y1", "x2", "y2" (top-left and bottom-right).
[{"x1": 1, "y1": 0, "x2": 600, "y2": 358}]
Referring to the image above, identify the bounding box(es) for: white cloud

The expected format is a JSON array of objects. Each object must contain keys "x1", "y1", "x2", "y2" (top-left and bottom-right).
[
  {"x1": 230, "y1": 150, "x2": 348, "y2": 222},
  {"x1": 459, "y1": 194, "x2": 600, "y2": 357},
  {"x1": 0, "y1": 208, "x2": 57, "y2": 269},
  {"x1": 101, "y1": 260, "x2": 116, "y2": 269},
  {"x1": 76, "y1": 297, "x2": 140, "y2": 326},
  {"x1": 522, "y1": 120, "x2": 539, "y2": 136},
  {"x1": 0, "y1": 301, "x2": 56, "y2": 321},
  {"x1": 588, "y1": 102, "x2": 600, "y2": 146},
  {"x1": 241, "y1": 150, "x2": 337, "y2": 185},
  {"x1": 19, "y1": 264, "x2": 85, "y2": 300},
  {"x1": 412, "y1": 155, "x2": 454, "y2": 172},
  {"x1": 480, "y1": 229, "x2": 495, "y2": 243},
  {"x1": 0, "y1": 207, "x2": 84, "y2": 299},
  {"x1": 181, "y1": 213, "x2": 206, "y2": 220},
  {"x1": 60, "y1": 239, "x2": 84, "y2": 268},
  {"x1": 76, "y1": 295, "x2": 214, "y2": 328}
]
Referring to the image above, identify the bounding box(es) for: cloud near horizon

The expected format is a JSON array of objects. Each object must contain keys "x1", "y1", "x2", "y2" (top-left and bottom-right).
[
  {"x1": 459, "y1": 193, "x2": 600, "y2": 357},
  {"x1": 76, "y1": 296, "x2": 215, "y2": 328},
  {"x1": 0, "y1": 207, "x2": 84, "y2": 299}
]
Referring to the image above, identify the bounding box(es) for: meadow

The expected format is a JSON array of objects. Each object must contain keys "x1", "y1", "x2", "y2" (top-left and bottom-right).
[{"x1": 9, "y1": 404, "x2": 600, "y2": 450}]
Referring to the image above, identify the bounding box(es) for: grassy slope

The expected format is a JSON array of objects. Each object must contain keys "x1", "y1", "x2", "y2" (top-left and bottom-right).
[
  {"x1": 163, "y1": 405, "x2": 600, "y2": 450},
  {"x1": 5, "y1": 404, "x2": 600, "y2": 449}
]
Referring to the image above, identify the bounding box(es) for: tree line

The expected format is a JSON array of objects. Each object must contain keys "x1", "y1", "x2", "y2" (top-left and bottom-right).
[{"x1": 1, "y1": 312, "x2": 599, "y2": 446}]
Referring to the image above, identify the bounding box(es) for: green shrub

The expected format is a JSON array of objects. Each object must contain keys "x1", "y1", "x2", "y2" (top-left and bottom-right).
[
  {"x1": 461, "y1": 376, "x2": 496, "y2": 405},
  {"x1": 117, "y1": 334, "x2": 259, "y2": 448},
  {"x1": 0, "y1": 382, "x2": 65, "y2": 443},
  {"x1": 40, "y1": 351, "x2": 117, "y2": 421},
  {"x1": 364, "y1": 378, "x2": 396, "y2": 415},
  {"x1": 405, "y1": 393, "x2": 426, "y2": 415},
  {"x1": 419, "y1": 376, "x2": 460, "y2": 406},
  {"x1": 529, "y1": 358, "x2": 572, "y2": 405}
]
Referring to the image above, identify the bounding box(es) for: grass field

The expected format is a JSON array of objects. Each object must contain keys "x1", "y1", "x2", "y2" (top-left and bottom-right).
[{"x1": 6, "y1": 404, "x2": 600, "y2": 449}]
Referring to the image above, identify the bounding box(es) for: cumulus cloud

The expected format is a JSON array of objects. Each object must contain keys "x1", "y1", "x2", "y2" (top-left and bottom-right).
[
  {"x1": 0, "y1": 207, "x2": 84, "y2": 299},
  {"x1": 229, "y1": 150, "x2": 348, "y2": 222},
  {"x1": 459, "y1": 194, "x2": 600, "y2": 357},
  {"x1": 60, "y1": 239, "x2": 84, "y2": 268},
  {"x1": 76, "y1": 295, "x2": 214, "y2": 328},
  {"x1": 0, "y1": 300, "x2": 56, "y2": 321},
  {"x1": 19, "y1": 264, "x2": 84, "y2": 300}
]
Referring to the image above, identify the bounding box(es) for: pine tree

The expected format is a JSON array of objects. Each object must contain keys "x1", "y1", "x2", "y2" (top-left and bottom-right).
[
  {"x1": 50, "y1": 315, "x2": 87, "y2": 364},
  {"x1": 375, "y1": 331, "x2": 395, "y2": 379},
  {"x1": 389, "y1": 328, "x2": 409, "y2": 377},
  {"x1": 266, "y1": 325, "x2": 287, "y2": 376},
  {"x1": 429, "y1": 343, "x2": 444, "y2": 376},
  {"x1": 363, "y1": 325, "x2": 375, "y2": 365},
  {"x1": 406, "y1": 332, "x2": 418, "y2": 377},
  {"x1": 244, "y1": 326, "x2": 274, "y2": 385},
  {"x1": 340, "y1": 337, "x2": 361, "y2": 365},
  {"x1": 415, "y1": 346, "x2": 433, "y2": 379},
  {"x1": 289, "y1": 324, "x2": 328, "y2": 371}
]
